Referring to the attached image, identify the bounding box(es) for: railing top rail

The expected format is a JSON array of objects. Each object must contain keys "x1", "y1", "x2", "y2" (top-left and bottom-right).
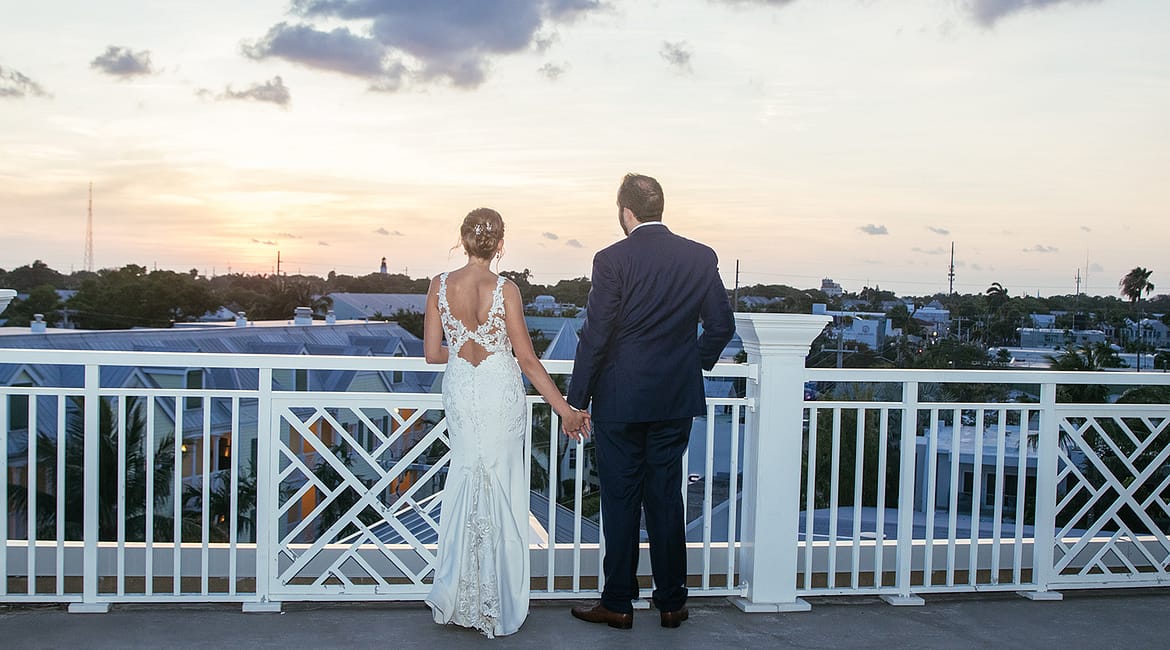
[
  {"x1": 0, "y1": 348, "x2": 751, "y2": 377},
  {"x1": 806, "y1": 366, "x2": 1170, "y2": 385}
]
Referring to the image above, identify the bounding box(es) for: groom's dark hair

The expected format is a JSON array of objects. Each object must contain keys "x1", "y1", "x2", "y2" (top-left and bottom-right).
[{"x1": 617, "y1": 173, "x2": 664, "y2": 222}]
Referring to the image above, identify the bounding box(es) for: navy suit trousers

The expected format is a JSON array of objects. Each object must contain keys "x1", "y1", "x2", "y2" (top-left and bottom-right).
[{"x1": 594, "y1": 417, "x2": 691, "y2": 614}]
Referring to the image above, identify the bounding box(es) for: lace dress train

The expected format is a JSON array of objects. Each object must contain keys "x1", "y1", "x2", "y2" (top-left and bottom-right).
[{"x1": 425, "y1": 273, "x2": 530, "y2": 638}]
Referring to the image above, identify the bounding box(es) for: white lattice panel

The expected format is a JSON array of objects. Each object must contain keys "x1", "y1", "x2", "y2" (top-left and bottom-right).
[
  {"x1": 267, "y1": 394, "x2": 450, "y2": 598},
  {"x1": 1052, "y1": 409, "x2": 1170, "y2": 586}
]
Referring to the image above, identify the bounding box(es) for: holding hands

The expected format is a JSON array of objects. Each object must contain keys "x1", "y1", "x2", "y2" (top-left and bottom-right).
[{"x1": 560, "y1": 407, "x2": 592, "y2": 442}]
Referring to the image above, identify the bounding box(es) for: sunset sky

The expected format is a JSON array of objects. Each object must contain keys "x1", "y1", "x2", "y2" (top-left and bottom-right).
[{"x1": 2, "y1": 0, "x2": 1167, "y2": 298}]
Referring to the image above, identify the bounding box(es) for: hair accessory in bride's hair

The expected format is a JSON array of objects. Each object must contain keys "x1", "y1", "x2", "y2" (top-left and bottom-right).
[{"x1": 473, "y1": 223, "x2": 494, "y2": 236}]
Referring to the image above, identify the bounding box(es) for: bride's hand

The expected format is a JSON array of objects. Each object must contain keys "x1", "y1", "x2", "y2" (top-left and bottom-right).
[{"x1": 561, "y1": 408, "x2": 591, "y2": 442}]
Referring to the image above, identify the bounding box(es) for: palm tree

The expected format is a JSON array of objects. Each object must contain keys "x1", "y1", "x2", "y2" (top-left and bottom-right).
[
  {"x1": 7, "y1": 397, "x2": 178, "y2": 541},
  {"x1": 184, "y1": 457, "x2": 258, "y2": 543},
  {"x1": 1119, "y1": 267, "x2": 1155, "y2": 307},
  {"x1": 985, "y1": 282, "x2": 1009, "y2": 310},
  {"x1": 1119, "y1": 267, "x2": 1155, "y2": 368},
  {"x1": 984, "y1": 283, "x2": 1010, "y2": 345},
  {"x1": 1046, "y1": 342, "x2": 1124, "y2": 403}
]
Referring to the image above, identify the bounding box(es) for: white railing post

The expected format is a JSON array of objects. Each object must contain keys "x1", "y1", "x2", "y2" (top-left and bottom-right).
[
  {"x1": 882, "y1": 381, "x2": 924, "y2": 606},
  {"x1": 243, "y1": 367, "x2": 281, "y2": 612},
  {"x1": 730, "y1": 313, "x2": 830, "y2": 613},
  {"x1": 69, "y1": 364, "x2": 109, "y2": 613},
  {"x1": 1020, "y1": 382, "x2": 1063, "y2": 600}
]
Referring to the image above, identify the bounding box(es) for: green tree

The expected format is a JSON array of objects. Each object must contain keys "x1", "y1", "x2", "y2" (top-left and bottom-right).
[
  {"x1": 1046, "y1": 342, "x2": 1125, "y2": 403},
  {"x1": 1, "y1": 260, "x2": 67, "y2": 292},
  {"x1": 886, "y1": 303, "x2": 921, "y2": 338},
  {"x1": 500, "y1": 269, "x2": 535, "y2": 302},
  {"x1": 68, "y1": 265, "x2": 219, "y2": 329},
  {"x1": 255, "y1": 278, "x2": 332, "y2": 321},
  {"x1": 391, "y1": 308, "x2": 425, "y2": 338},
  {"x1": 182, "y1": 457, "x2": 258, "y2": 543},
  {"x1": 548, "y1": 277, "x2": 591, "y2": 308},
  {"x1": 1119, "y1": 267, "x2": 1155, "y2": 363},
  {"x1": 1119, "y1": 267, "x2": 1155, "y2": 309},
  {"x1": 2, "y1": 284, "x2": 62, "y2": 326}
]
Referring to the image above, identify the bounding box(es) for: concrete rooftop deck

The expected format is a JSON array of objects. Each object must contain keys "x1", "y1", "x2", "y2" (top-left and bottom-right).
[{"x1": 3, "y1": 589, "x2": 1168, "y2": 649}]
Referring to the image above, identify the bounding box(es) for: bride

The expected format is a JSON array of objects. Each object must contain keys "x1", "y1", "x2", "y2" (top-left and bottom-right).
[{"x1": 422, "y1": 207, "x2": 590, "y2": 638}]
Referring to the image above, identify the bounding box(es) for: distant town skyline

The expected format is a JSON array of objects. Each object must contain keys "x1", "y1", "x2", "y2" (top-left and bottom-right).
[{"x1": 2, "y1": 0, "x2": 1168, "y2": 298}]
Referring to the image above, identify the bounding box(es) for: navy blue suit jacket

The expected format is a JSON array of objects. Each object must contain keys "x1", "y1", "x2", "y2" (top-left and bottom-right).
[{"x1": 568, "y1": 223, "x2": 735, "y2": 423}]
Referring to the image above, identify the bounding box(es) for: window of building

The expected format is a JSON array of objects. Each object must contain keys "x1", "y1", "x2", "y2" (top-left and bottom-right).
[
  {"x1": 185, "y1": 369, "x2": 203, "y2": 409},
  {"x1": 8, "y1": 382, "x2": 31, "y2": 430},
  {"x1": 217, "y1": 437, "x2": 232, "y2": 472}
]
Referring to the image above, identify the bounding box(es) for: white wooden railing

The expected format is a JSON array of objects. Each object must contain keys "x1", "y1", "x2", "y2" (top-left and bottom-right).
[{"x1": 3, "y1": 313, "x2": 1170, "y2": 615}]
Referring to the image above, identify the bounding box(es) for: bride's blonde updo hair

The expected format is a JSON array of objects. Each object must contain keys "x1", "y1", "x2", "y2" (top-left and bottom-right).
[{"x1": 460, "y1": 207, "x2": 505, "y2": 260}]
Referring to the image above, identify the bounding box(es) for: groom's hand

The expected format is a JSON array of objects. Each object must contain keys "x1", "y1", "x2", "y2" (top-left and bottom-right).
[{"x1": 561, "y1": 409, "x2": 591, "y2": 442}]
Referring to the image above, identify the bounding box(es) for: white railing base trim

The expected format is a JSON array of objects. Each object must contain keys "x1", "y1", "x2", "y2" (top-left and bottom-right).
[
  {"x1": 632, "y1": 598, "x2": 651, "y2": 610},
  {"x1": 67, "y1": 602, "x2": 110, "y2": 614},
  {"x1": 1018, "y1": 590, "x2": 1064, "y2": 601},
  {"x1": 242, "y1": 601, "x2": 283, "y2": 613},
  {"x1": 728, "y1": 595, "x2": 812, "y2": 613},
  {"x1": 880, "y1": 594, "x2": 925, "y2": 606}
]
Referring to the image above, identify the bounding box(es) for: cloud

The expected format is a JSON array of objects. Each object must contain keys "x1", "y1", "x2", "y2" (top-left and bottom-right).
[
  {"x1": 374, "y1": 228, "x2": 404, "y2": 236},
  {"x1": 90, "y1": 46, "x2": 154, "y2": 78},
  {"x1": 1023, "y1": 244, "x2": 1059, "y2": 253},
  {"x1": 660, "y1": 41, "x2": 693, "y2": 73},
  {"x1": 0, "y1": 65, "x2": 49, "y2": 99},
  {"x1": 318, "y1": 241, "x2": 330, "y2": 246},
  {"x1": 247, "y1": 1, "x2": 605, "y2": 91},
  {"x1": 252, "y1": 238, "x2": 278, "y2": 245},
  {"x1": 859, "y1": 224, "x2": 888, "y2": 235},
  {"x1": 964, "y1": 0, "x2": 1103, "y2": 27},
  {"x1": 276, "y1": 232, "x2": 300, "y2": 239},
  {"x1": 911, "y1": 246, "x2": 946, "y2": 255},
  {"x1": 542, "y1": 231, "x2": 559, "y2": 240},
  {"x1": 243, "y1": 22, "x2": 397, "y2": 82},
  {"x1": 927, "y1": 226, "x2": 950, "y2": 236},
  {"x1": 971, "y1": 263, "x2": 983, "y2": 271},
  {"x1": 566, "y1": 239, "x2": 583, "y2": 248},
  {"x1": 212, "y1": 76, "x2": 291, "y2": 108},
  {"x1": 538, "y1": 62, "x2": 566, "y2": 81},
  {"x1": 1089, "y1": 262, "x2": 1104, "y2": 272},
  {"x1": 1080, "y1": 225, "x2": 1091, "y2": 232}
]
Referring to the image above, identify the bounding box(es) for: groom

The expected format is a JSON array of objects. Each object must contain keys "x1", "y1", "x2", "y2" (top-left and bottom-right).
[{"x1": 567, "y1": 173, "x2": 735, "y2": 629}]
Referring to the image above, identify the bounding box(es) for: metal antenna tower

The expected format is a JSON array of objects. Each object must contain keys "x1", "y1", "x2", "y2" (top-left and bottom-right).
[
  {"x1": 947, "y1": 242, "x2": 955, "y2": 295},
  {"x1": 84, "y1": 182, "x2": 95, "y2": 272}
]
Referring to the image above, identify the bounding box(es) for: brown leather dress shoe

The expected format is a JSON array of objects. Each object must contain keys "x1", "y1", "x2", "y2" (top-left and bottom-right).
[
  {"x1": 571, "y1": 602, "x2": 634, "y2": 629},
  {"x1": 660, "y1": 607, "x2": 689, "y2": 628}
]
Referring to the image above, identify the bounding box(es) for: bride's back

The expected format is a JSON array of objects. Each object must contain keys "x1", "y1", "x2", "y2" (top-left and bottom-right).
[{"x1": 441, "y1": 267, "x2": 506, "y2": 366}]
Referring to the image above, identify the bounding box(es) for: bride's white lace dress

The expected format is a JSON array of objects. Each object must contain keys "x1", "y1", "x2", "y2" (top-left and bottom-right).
[{"x1": 425, "y1": 273, "x2": 530, "y2": 638}]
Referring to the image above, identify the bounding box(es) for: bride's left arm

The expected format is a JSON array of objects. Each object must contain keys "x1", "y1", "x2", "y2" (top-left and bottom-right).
[
  {"x1": 423, "y1": 275, "x2": 448, "y2": 364},
  {"x1": 502, "y1": 281, "x2": 589, "y2": 437}
]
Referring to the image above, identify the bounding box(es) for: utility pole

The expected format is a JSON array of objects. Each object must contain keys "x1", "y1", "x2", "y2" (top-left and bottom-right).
[
  {"x1": 733, "y1": 259, "x2": 740, "y2": 310},
  {"x1": 84, "y1": 182, "x2": 94, "y2": 272}
]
